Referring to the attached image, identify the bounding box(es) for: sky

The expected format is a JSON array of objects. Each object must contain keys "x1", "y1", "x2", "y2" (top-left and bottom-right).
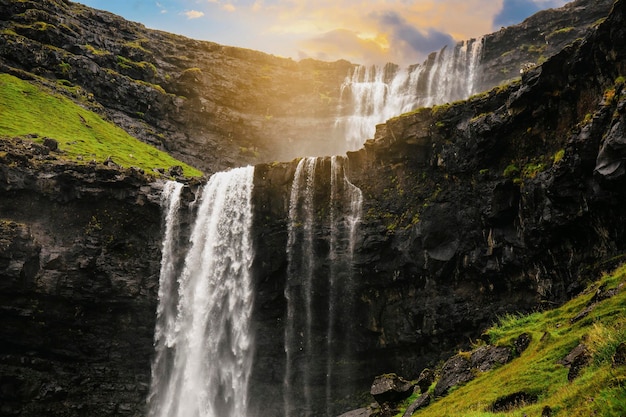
[{"x1": 77, "y1": 0, "x2": 571, "y2": 65}]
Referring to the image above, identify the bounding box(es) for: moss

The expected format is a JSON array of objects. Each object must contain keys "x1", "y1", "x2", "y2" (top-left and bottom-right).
[
  {"x1": 503, "y1": 164, "x2": 519, "y2": 178},
  {"x1": 553, "y1": 149, "x2": 565, "y2": 164},
  {"x1": 84, "y1": 44, "x2": 110, "y2": 56},
  {"x1": 0, "y1": 73, "x2": 202, "y2": 177},
  {"x1": 546, "y1": 26, "x2": 575, "y2": 40},
  {"x1": 58, "y1": 61, "x2": 71, "y2": 75}
]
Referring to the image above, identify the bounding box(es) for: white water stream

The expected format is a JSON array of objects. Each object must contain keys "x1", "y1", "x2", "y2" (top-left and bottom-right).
[
  {"x1": 284, "y1": 156, "x2": 363, "y2": 416},
  {"x1": 337, "y1": 37, "x2": 484, "y2": 150},
  {"x1": 148, "y1": 167, "x2": 255, "y2": 417}
]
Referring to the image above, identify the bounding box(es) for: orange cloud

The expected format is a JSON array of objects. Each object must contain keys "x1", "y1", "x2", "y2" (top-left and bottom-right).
[{"x1": 246, "y1": 0, "x2": 503, "y2": 64}]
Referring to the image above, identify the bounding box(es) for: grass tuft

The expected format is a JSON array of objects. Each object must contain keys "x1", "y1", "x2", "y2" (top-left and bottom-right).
[{"x1": 405, "y1": 263, "x2": 626, "y2": 417}]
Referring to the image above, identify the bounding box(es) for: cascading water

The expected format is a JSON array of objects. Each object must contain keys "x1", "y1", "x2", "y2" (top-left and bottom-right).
[
  {"x1": 337, "y1": 37, "x2": 484, "y2": 150},
  {"x1": 148, "y1": 166, "x2": 255, "y2": 417},
  {"x1": 284, "y1": 156, "x2": 363, "y2": 417}
]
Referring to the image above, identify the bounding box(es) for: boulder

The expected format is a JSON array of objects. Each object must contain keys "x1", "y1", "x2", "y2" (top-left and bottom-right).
[
  {"x1": 433, "y1": 355, "x2": 473, "y2": 397},
  {"x1": 370, "y1": 374, "x2": 414, "y2": 406},
  {"x1": 471, "y1": 345, "x2": 512, "y2": 372}
]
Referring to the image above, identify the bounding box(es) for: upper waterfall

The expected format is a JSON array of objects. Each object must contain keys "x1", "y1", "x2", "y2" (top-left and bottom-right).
[
  {"x1": 336, "y1": 37, "x2": 484, "y2": 151},
  {"x1": 148, "y1": 167, "x2": 256, "y2": 417}
]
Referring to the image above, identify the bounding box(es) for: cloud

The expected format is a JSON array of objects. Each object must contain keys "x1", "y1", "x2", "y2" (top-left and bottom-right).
[
  {"x1": 299, "y1": 29, "x2": 390, "y2": 63},
  {"x1": 493, "y1": 0, "x2": 541, "y2": 27},
  {"x1": 155, "y1": 1, "x2": 166, "y2": 13},
  {"x1": 222, "y1": 3, "x2": 236, "y2": 12},
  {"x1": 373, "y1": 10, "x2": 455, "y2": 62},
  {"x1": 257, "y1": 0, "x2": 501, "y2": 65},
  {"x1": 184, "y1": 10, "x2": 205, "y2": 19}
]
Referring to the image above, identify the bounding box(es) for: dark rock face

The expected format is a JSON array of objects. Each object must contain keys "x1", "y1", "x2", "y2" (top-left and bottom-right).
[
  {"x1": 0, "y1": 139, "x2": 164, "y2": 416},
  {"x1": 248, "y1": 1, "x2": 626, "y2": 414}
]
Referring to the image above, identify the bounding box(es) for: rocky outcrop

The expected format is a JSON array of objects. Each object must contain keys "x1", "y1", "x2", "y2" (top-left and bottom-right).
[
  {"x1": 479, "y1": 0, "x2": 614, "y2": 91},
  {"x1": 0, "y1": 138, "x2": 166, "y2": 416}
]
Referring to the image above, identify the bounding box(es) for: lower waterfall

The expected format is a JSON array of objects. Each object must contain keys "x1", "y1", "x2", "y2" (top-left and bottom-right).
[
  {"x1": 284, "y1": 156, "x2": 363, "y2": 416},
  {"x1": 147, "y1": 167, "x2": 255, "y2": 417}
]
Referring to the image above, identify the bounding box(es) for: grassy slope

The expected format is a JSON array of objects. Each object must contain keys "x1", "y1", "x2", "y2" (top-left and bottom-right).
[
  {"x1": 398, "y1": 264, "x2": 626, "y2": 417},
  {"x1": 0, "y1": 73, "x2": 203, "y2": 177}
]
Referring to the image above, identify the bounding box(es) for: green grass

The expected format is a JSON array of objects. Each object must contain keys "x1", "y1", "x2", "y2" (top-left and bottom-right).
[
  {"x1": 0, "y1": 73, "x2": 202, "y2": 177},
  {"x1": 404, "y1": 263, "x2": 626, "y2": 417}
]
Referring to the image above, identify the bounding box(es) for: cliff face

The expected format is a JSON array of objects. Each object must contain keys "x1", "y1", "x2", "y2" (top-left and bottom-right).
[
  {"x1": 0, "y1": 0, "x2": 352, "y2": 174},
  {"x1": 0, "y1": 138, "x2": 165, "y2": 416},
  {"x1": 249, "y1": 1, "x2": 626, "y2": 414},
  {"x1": 0, "y1": 0, "x2": 610, "y2": 175}
]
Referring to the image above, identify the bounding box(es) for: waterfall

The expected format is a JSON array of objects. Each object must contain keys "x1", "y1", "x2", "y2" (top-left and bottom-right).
[
  {"x1": 284, "y1": 156, "x2": 363, "y2": 416},
  {"x1": 337, "y1": 37, "x2": 484, "y2": 150},
  {"x1": 148, "y1": 166, "x2": 256, "y2": 417},
  {"x1": 326, "y1": 155, "x2": 363, "y2": 416}
]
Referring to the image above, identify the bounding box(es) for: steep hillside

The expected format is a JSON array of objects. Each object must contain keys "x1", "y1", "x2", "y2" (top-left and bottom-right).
[
  {"x1": 363, "y1": 263, "x2": 626, "y2": 416},
  {"x1": 0, "y1": 73, "x2": 202, "y2": 177},
  {"x1": 0, "y1": 0, "x2": 611, "y2": 175}
]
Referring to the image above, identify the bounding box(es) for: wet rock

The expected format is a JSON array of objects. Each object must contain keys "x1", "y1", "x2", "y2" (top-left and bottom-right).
[
  {"x1": 370, "y1": 373, "x2": 414, "y2": 406},
  {"x1": 414, "y1": 368, "x2": 435, "y2": 394},
  {"x1": 42, "y1": 137, "x2": 58, "y2": 152},
  {"x1": 402, "y1": 393, "x2": 430, "y2": 417},
  {"x1": 559, "y1": 343, "x2": 591, "y2": 381},
  {"x1": 514, "y1": 333, "x2": 532, "y2": 356},
  {"x1": 338, "y1": 405, "x2": 377, "y2": 417}
]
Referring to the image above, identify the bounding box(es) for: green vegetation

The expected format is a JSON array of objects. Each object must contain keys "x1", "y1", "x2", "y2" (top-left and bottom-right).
[
  {"x1": 522, "y1": 161, "x2": 545, "y2": 179},
  {"x1": 546, "y1": 27, "x2": 575, "y2": 40},
  {"x1": 553, "y1": 149, "x2": 565, "y2": 165},
  {"x1": 503, "y1": 163, "x2": 519, "y2": 178},
  {"x1": 84, "y1": 44, "x2": 110, "y2": 56},
  {"x1": 401, "y1": 263, "x2": 626, "y2": 416},
  {"x1": 117, "y1": 55, "x2": 158, "y2": 79},
  {"x1": 123, "y1": 39, "x2": 149, "y2": 54},
  {"x1": 0, "y1": 73, "x2": 202, "y2": 177}
]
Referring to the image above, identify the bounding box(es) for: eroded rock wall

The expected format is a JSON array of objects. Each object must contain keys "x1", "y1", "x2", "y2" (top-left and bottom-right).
[
  {"x1": 0, "y1": 139, "x2": 165, "y2": 416},
  {"x1": 247, "y1": 1, "x2": 626, "y2": 414}
]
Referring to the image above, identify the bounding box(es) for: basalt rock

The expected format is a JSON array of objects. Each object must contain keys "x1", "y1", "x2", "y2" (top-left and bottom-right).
[
  {"x1": 249, "y1": 1, "x2": 626, "y2": 414},
  {"x1": 0, "y1": 138, "x2": 166, "y2": 416}
]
